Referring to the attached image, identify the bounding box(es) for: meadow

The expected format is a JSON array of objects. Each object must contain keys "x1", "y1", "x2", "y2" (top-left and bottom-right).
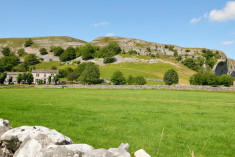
[{"x1": 0, "y1": 88, "x2": 234, "y2": 156}]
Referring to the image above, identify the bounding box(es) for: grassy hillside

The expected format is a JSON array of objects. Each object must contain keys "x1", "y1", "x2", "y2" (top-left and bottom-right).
[{"x1": 0, "y1": 88, "x2": 234, "y2": 156}]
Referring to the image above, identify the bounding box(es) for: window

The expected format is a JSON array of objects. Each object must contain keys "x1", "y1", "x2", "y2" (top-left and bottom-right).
[
  {"x1": 51, "y1": 74, "x2": 54, "y2": 76},
  {"x1": 44, "y1": 79, "x2": 46, "y2": 84},
  {"x1": 36, "y1": 74, "x2": 39, "y2": 77},
  {"x1": 44, "y1": 74, "x2": 46, "y2": 77}
]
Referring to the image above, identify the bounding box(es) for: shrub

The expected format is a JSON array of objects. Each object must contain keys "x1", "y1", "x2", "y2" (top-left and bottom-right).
[
  {"x1": 50, "y1": 45, "x2": 56, "y2": 52},
  {"x1": 219, "y1": 74, "x2": 233, "y2": 87},
  {"x1": 103, "y1": 57, "x2": 114, "y2": 64},
  {"x1": 0, "y1": 56, "x2": 19, "y2": 72},
  {"x1": 182, "y1": 58, "x2": 199, "y2": 71},
  {"x1": 0, "y1": 72, "x2": 7, "y2": 84},
  {"x1": 39, "y1": 48, "x2": 48, "y2": 55},
  {"x1": 163, "y1": 69, "x2": 179, "y2": 85},
  {"x1": 128, "y1": 50, "x2": 137, "y2": 55},
  {"x1": 111, "y1": 70, "x2": 126, "y2": 85},
  {"x1": 17, "y1": 74, "x2": 23, "y2": 84},
  {"x1": 107, "y1": 42, "x2": 121, "y2": 55},
  {"x1": 146, "y1": 47, "x2": 151, "y2": 52},
  {"x1": 135, "y1": 76, "x2": 146, "y2": 85},
  {"x1": 59, "y1": 51, "x2": 69, "y2": 62},
  {"x1": 27, "y1": 73, "x2": 34, "y2": 85},
  {"x1": 38, "y1": 79, "x2": 43, "y2": 85},
  {"x1": 2, "y1": 47, "x2": 10, "y2": 56},
  {"x1": 17, "y1": 48, "x2": 26, "y2": 56},
  {"x1": 54, "y1": 46, "x2": 64, "y2": 56},
  {"x1": 127, "y1": 75, "x2": 136, "y2": 85},
  {"x1": 24, "y1": 54, "x2": 39, "y2": 65},
  {"x1": 67, "y1": 72, "x2": 79, "y2": 81},
  {"x1": 48, "y1": 76, "x2": 51, "y2": 84},
  {"x1": 79, "y1": 63, "x2": 100, "y2": 84},
  {"x1": 58, "y1": 68, "x2": 73, "y2": 78},
  {"x1": 53, "y1": 75, "x2": 59, "y2": 85},
  {"x1": 185, "y1": 49, "x2": 190, "y2": 53},
  {"x1": 176, "y1": 56, "x2": 182, "y2": 61},
  {"x1": 80, "y1": 44, "x2": 95, "y2": 60},
  {"x1": 24, "y1": 39, "x2": 33, "y2": 47}
]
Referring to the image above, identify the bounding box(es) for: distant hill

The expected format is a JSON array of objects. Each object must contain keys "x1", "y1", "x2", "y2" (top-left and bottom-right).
[{"x1": 0, "y1": 36, "x2": 234, "y2": 77}]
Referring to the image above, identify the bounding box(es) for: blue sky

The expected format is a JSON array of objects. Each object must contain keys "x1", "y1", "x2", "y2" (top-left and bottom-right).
[{"x1": 0, "y1": 0, "x2": 235, "y2": 59}]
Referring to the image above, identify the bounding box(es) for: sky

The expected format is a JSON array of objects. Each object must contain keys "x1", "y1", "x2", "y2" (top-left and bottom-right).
[{"x1": 0, "y1": 0, "x2": 235, "y2": 59}]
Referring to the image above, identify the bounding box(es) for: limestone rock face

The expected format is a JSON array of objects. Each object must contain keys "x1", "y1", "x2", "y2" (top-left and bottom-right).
[
  {"x1": 1, "y1": 126, "x2": 73, "y2": 153},
  {"x1": 108, "y1": 143, "x2": 130, "y2": 157},
  {"x1": 0, "y1": 119, "x2": 12, "y2": 137},
  {"x1": 134, "y1": 149, "x2": 151, "y2": 157}
]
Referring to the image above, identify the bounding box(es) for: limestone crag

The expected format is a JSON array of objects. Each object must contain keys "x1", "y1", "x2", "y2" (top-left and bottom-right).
[{"x1": 0, "y1": 118, "x2": 150, "y2": 157}]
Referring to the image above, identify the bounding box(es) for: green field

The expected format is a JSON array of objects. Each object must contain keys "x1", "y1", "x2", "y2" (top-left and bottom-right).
[{"x1": 0, "y1": 88, "x2": 234, "y2": 156}]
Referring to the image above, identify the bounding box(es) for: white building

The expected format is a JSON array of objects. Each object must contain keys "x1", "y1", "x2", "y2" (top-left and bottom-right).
[
  {"x1": 32, "y1": 69, "x2": 59, "y2": 84},
  {"x1": 5, "y1": 72, "x2": 23, "y2": 84}
]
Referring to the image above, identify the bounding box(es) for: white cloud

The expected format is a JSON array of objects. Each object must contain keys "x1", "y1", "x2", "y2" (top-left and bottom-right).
[
  {"x1": 208, "y1": 1, "x2": 235, "y2": 22},
  {"x1": 94, "y1": 21, "x2": 110, "y2": 27},
  {"x1": 190, "y1": 17, "x2": 201, "y2": 24},
  {"x1": 221, "y1": 41, "x2": 234, "y2": 45},
  {"x1": 106, "y1": 33, "x2": 114, "y2": 37}
]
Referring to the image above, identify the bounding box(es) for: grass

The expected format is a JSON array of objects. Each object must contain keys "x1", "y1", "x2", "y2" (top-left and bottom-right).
[
  {"x1": 30, "y1": 61, "x2": 61, "y2": 69},
  {"x1": 0, "y1": 88, "x2": 234, "y2": 157}
]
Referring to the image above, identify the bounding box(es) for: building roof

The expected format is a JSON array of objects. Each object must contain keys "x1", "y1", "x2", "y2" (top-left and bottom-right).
[
  {"x1": 7, "y1": 72, "x2": 24, "y2": 75},
  {"x1": 32, "y1": 69, "x2": 59, "y2": 74}
]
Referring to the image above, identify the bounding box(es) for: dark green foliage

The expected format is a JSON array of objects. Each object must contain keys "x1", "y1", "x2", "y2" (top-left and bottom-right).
[
  {"x1": 67, "y1": 72, "x2": 79, "y2": 81},
  {"x1": 206, "y1": 58, "x2": 217, "y2": 68},
  {"x1": 59, "y1": 51, "x2": 69, "y2": 62},
  {"x1": 185, "y1": 49, "x2": 190, "y2": 53},
  {"x1": 53, "y1": 75, "x2": 59, "y2": 85},
  {"x1": 127, "y1": 75, "x2": 136, "y2": 85},
  {"x1": 0, "y1": 72, "x2": 7, "y2": 84},
  {"x1": 48, "y1": 76, "x2": 51, "y2": 84},
  {"x1": 219, "y1": 74, "x2": 233, "y2": 86},
  {"x1": 50, "y1": 45, "x2": 56, "y2": 52},
  {"x1": 107, "y1": 42, "x2": 121, "y2": 55},
  {"x1": 22, "y1": 73, "x2": 28, "y2": 84},
  {"x1": 24, "y1": 54, "x2": 39, "y2": 66},
  {"x1": 0, "y1": 56, "x2": 19, "y2": 72},
  {"x1": 39, "y1": 48, "x2": 48, "y2": 55},
  {"x1": 2, "y1": 47, "x2": 11, "y2": 56},
  {"x1": 58, "y1": 68, "x2": 73, "y2": 78},
  {"x1": 111, "y1": 70, "x2": 126, "y2": 85},
  {"x1": 17, "y1": 74, "x2": 22, "y2": 84},
  {"x1": 53, "y1": 46, "x2": 64, "y2": 56},
  {"x1": 74, "y1": 62, "x2": 90, "y2": 77},
  {"x1": 96, "y1": 46, "x2": 113, "y2": 58},
  {"x1": 79, "y1": 63, "x2": 100, "y2": 84},
  {"x1": 182, "y1": 58, "x2": 199, "y2": 71},
  {"x1": 51, "y1": 66, "x2": 57, "y2": 70},
  {"x1": 135, "y1": 76, "x2": 146, "y2": 85},
  {"x1": 26, "y1": 73, "x2": 34, "y2": 85},
  {"x1": 72, "y1": 60, "x2": 81, "y2": 65},
  {"x1": 173, "y1": 50, "x2": 178, "y2": 57},
  {"x1": 14, "y1": 63, "x2": 28, "y2": 72},
  {"x1": 146, "y1": 47, "x2": 151, "y2": 52},
  {"x1": 17, "y1": 48, "x2": 26, "y2": 57},
  {"x1": 8, "y1": 76, "x2": 13, "y2": 84},
  {"x1": 80, "y1": 44, "x2": 95, "y2": 60},
  {"x1": 176, "y1": 56, "x2": 182, "y2": 61},
  {"x1": 103, "y1": 57, "x2": 114, "y2": 64},
  {"x1": 201, "y1": 49, "x2": 220, "y2": 68},
  {"x1": 38, "y1": 79, "x2": 43, "y2": 85},
  {"x1": 24, "y1": 39, "x2": 33, "y2": 47},
  {"x1": 128, "y1": 50, "x2": 138, "y2": 55},
  {"x1": 163, "y1": 69, "x2": 179, "y2": 85},
  {"x1": 59, "y1": 47, "x2": 76, "y2": 61}
]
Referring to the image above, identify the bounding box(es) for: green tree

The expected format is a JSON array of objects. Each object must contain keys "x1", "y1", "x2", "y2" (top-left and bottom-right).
[
  {"x1": 53, "y1": 46, "x2": 64, "y2": 56},
  {"x1": 27, "y1": 73, "x2": 34, "y2": 85},
  {"x1": 53, "y1": 75, "x2": 59, "y2": 85},
  {"x1": 22, "y1": 72, "x2": 28, "y2": 84},
  {"x1": 103, "y1": 57, "x2": 114, "y2": 64},
  {"x1": 48, "y1": 76, "x2": 51, "y2": 84},
  {"x1": 74, "y1": 62, "x2": 93, "y2": 77},
  {"x1": 17, "y1": 74, "x2": 22, "y2": 84},
  {"x1": 107, "y1": 42, "x2": 121, "y2": 55},
  {"x1": 0, "y1": 72, "x2": 6, "y2": 84},
  {"x1": 79, "y1": 63, "x2": 100, "y2": 84},
  {"x1": 24, "y1": 38, "x2": 33, "y2": 47},
  {"x1": 111, "y1": 70, "x2": 126, "y2": 85},
  {"x1": 17, "y1": 48, "x2": 26, "y2": 57},
  {"x1": 135, "y1": 76, "x2": 146, "y2": 85},
  {"x1": 163, "y1": 69, "x2": 179, "y2": 85},
  {"x1": 2, "y1": 47, "x2": 11, "y2": 56},
  {"x1": 8, "y1": 76, "x2": 13, "y2": 84},
  {"x1": 38, "y1": 79, "x2": 43, "y2": 85},
  {"x1": 127, "y1": 75, "x2": 136, "y2": 85},
  {"x1": 24, "y1": 54, "x2": 39, "y2": 65},
  {"x1": 66, "y1": 46, "x2": 76, "y2": 60},
  {"x1": 59, "y1": 51, "x2": 69, "y2": 62},
  {"x1": 39, "y1": 48, "x2": 48, "y2": 55},
  {"x1": 80, "y1": 44, "x2": 95, "y2": 60},
  {"x1": 67, "y1": 72, "x2": 79, "y2": 81},
  {"x1": 219, "y1": 74, "x2": 233, "y2": 87},
  {"x1": 0, "y1": 56, "x2": 19, "y2": 72},
  {"x1": 182, "y1": 58, "x2": 199, "y2": 71}
]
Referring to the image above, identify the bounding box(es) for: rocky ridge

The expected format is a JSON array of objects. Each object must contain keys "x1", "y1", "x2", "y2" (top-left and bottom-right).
[{"x1": 0, "y1": 118, "x2": 151, "y2": 157}]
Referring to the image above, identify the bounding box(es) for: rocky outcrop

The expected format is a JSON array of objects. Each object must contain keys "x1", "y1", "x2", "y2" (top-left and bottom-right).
[{"x1": 0, "y1": 118, "x2": 149, "y2": 157}]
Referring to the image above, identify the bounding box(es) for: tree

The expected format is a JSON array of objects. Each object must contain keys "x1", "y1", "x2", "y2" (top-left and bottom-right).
[
  {"x1": 79, "y1": 63, "x2": 100, "y2": 84},
  {"x1": 53, "y1": 46, "x2": 64, "y2": 56},
  {"x1": 0, "y1": 56, "x2": 19, "y2": 72},
  {"x1": 8, "y1": 76, "x2": 13, "y2": 84},
  {"x1": 24, "y1": 54, "x2": 39, "y2": 65},
  {"x1": 219, "y1": 74, "x2": 233, "y2": 87},
  {"x1": 17, "y1": 48, "x2": 26, "y2": 57},
  {"x1": 135, "y1": 76, "x2": 146, "y2": 85},
  {"x1": 24, "y1": 38, "x2": 33, "y2": 47},
  {"x1": 74, "y1": 62, "x2": 93, "y2": 77},
  {"x1": 127, "y1": 75, "x2": 136, "y2": 85},
  {"x1": 111, "y1": 70, "x2": 126, "y2": 85},
  {"x1": 58, "y1": 68, "x2": 73, "y2": 78},
  {"x1": 163, "y1": 69, "x2": 179, "y2": 85},
  {"x1": 38, "y1": 79, "x2": 43, "y2": 85},
  {"x1": 48, "y1": 76, "x2": 51, "y2": 84},
  {"x1": 67, "y1": 72, "x2": 79, "y2": 81},
  {"x1": 66, "y1": 47, "x2": 76, "y2": 60},
  {"x1": 53, "y1": 75, "x2": 59, "y2": 85},
  {"x1": 59, "y1": 51, "x2": 70, "y2": 62},
  {"x1": 39, "y1": 48, "x2": 48, "y2": 55},
  {"x1": 0, "y1": 72, "x2": 7, "y2": 84},
  {"x1": 22, "y1": 72, "x2": 28, "y2": 84},
  {"x1": 182, "y1": 58, "x2": 199, "y2": 71},
  {"x1": 103, "y1": 57, "x2": 114, "y2": 64},
  {"x1": 2, "y1": 47, "x2": 11, "y2": 56},
  {"x1": 26, "y1": 73, "x2": 34, "y2": 85},
  {"x1": 17, "y1": 74, "x2": 22, "y2": 84},
  {"x1": 107, "y1": 42, "x2": 121, "y2": 55},
  {"x1": 80, "y1": 44, "x2": 95, "y2": 60}
]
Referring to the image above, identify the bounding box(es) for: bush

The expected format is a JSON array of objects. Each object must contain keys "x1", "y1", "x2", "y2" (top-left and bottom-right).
[
  {"x1": 185, "y1": 49, "x2": 190, "y2": 53},
  {"x1": 59, "y1": 51, "x2": 69, "y2": 62},
  {"x1": 0, "y1": 72, "x2": 7, "y2": 84},
  {"x1": 17, "y1": 48, "x2": 26, "y2": 57},
  {"x1": 17, "y1": 74, "x2": 22, "y2": 84},
  {"x1": 103, "y1": 57, "x2": 114, "y2": 64},
  {"x1": 146, "y1": 47, "x2": 151, "y2": 52},
  {"x1": 53, "y1": 75, "x2": 59, "y2": 85},
  {"x1": 219, "y1": 74, "x2": 233, "y2": 87},
  {"x1": 24, "y1": 39, "x2": 33, "y2": 47},
  {"x1": 135, "y1": 76, "x2": 146, "y2": 85},
  {"x1": 39, "y1": 48, "x2": 48, "y2": 55},
  {"x1": 58, "y1": 68, "x2": 73, "y2": 78},
  {"x1": 107, "y1": 42, "x2": 121, "y2": 55},
  {"x1": 128, "y1": 50, "x2": 137, "y2": 55},
  {"x1": 80, "y1": 44, "x2": 95, "y2": 60},
  {"x1": 127, "y1": 75, "x2": 136, "y2": 85},
  {"x1": 38, "y1": 79, "x2": 43, "y2": 85},
  {"x1": 24, "y1": 54, "x2": 39, "y2": 65},
  {"x1": 79, "y1": 63, "x2": 100, "y2": 84},
  {"x1": 27, "y1": 73, "x2": 34, "y2": 85},
  {"x1": 2, "y1": 47, "x2": 10, "y2": 56},
  {"x1": 163, "y1": 69, "x2": 179, "y2": 85},
  {"x1": 0, "y1": 56, "x2": 19, "y2": 72},
  {"x1": 111, "y1": 70, "x2": 126, "y2": 85},
  {"x1": 53, "y1": 46, "x2": 64, "y2": 56},
  {"x1": 67, "y1": 72, "x2": 79, "y2": 81},
  {"x1": 182, "y1": 58, "x2": 199, "y2": 71}
]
